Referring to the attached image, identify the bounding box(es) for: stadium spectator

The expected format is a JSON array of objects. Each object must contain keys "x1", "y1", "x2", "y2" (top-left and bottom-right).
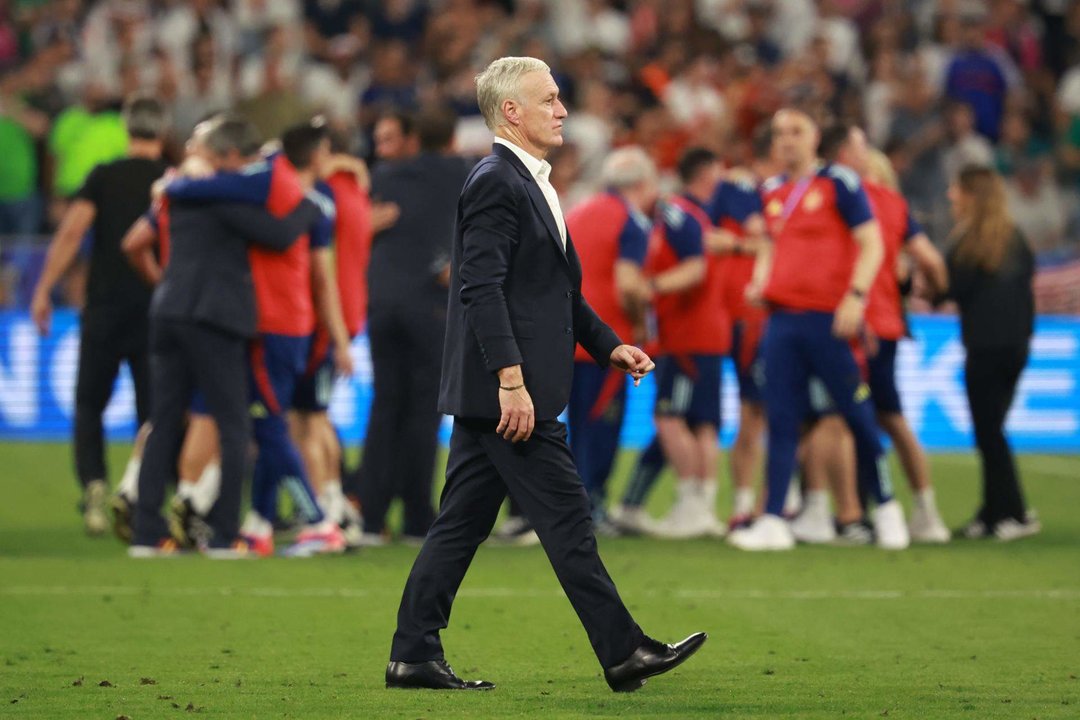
[
  {"x1": 942, "y1": 101, "x2": 994, "y2": 185},
  {"x1": 943, "y1": 2, "x2": 1019, "y2": 143},
  {"x1": 357, "y1": 106, "x2": 469, "y2": 543},
  {"x1": 31, "y1": 95, "x2": 167, "y2": 537},
  {"x1": 1005, "y1": 159, "x2": 1072, "y2": 256},
  {"x1": 372, "y1": 109, "x2": 418, "y2": 163},
  {"x1": 943, "y1": 165, "x2": 1039, "y2": 542},
  {"x1": 0, "y1": 91, "x2": 47, "y2": 236}
]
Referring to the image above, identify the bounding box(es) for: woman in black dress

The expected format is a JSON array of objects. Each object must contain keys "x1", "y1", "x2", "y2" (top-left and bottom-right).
[{"x1": 944, "y1": 165, "x2": 1039, "y2": 541}]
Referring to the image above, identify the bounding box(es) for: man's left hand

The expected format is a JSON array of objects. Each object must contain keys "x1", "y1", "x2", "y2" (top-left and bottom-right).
[{"x1": 610, "y1": 344, "x2": 655, "y2": 387}]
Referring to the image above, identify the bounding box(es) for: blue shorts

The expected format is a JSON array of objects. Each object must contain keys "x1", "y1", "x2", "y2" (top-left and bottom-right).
[
  {"x1": 730, "y1": 319, "x2": 765, "y2": 405},
  {"x1": 654, "y1": 354, "x2": 722, "y2": 429},
  {"x1": 867, "y1": 338, "x2": 902, "y2": 415},
  {"x1": 293, "y1": 331, "x2": 335, "y2": 412},
  {"x1": 249, "y1": 333, "x2": 310, "y2": 417}
]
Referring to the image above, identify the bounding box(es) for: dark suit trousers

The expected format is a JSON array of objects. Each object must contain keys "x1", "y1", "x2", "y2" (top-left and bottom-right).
[
  {"x1": 359, "y1": 303, "x2": 443, "y2": 536},
  {"x1": 964, "y1": 344, "x2": 1029, "y2": 526},
  {"x1": 74, "y1": 306, "x2": 151, "y2": 488},
  {"x1": 390, "y1": 418, "x2": 643, "y2": 669},
  {"x1": 133, "y1": 318, "x2": 250, "y2": 546}
]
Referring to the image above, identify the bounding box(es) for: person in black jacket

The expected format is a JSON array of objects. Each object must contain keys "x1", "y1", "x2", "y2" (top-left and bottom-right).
[
  {"x1": 384, "y1": 56, "x2": 705, "y2": 694},
  {"x1": 944, "y1": 165, "x2": 1038, "y2": 541},
  {"x1": 130, "y1": 115, "x2": 322, "y2": 557},
  {"x1": 357, "y1": 107, "x2": 471, "y2": 541}
]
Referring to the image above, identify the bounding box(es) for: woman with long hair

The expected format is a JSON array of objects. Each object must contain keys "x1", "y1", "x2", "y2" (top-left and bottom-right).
[{"x1": 945, "y1": 165, "x2": 1038, "y2": 541}]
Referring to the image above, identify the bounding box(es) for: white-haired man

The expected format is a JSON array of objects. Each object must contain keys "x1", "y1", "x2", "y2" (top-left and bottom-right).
[
  {"x1": 564, "y1": 146, "x2": 657, "y2": 533},
  {"x1": 385, "y1": 57, "x2": 706, "y2": 693}
]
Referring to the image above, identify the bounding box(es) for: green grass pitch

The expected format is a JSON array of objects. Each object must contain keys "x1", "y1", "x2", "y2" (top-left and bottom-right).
[{"x1": 0, "y1": 443, "x2": 1077, "y2": 719}]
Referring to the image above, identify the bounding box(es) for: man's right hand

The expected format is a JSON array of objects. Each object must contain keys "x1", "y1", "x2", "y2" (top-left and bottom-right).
[
  {"x1": 496, "y1": 365, "x2": 534, "y2": 443},
  {"x1": 30, "y1": 290, "x2": 52, "y2": 336}
]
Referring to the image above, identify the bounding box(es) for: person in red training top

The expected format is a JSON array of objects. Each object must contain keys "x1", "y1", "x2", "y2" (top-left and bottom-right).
[
  {"x1": 729, "y1": 107, "x2": 909, "y2": 552},
  {"x1": 705, "y1": 160, "x2": 769, "y2": 529},
  {"x1": 163, "y1": 118, "x2": 353, "y2": 558},
  {"x1": 787, "y1": 125, "x2": 951, "y2": 545},
  {"x1": 290, "y1": 135, "x2": 373, "y2": 549},
  {"x1": 564, "y1": 146, "x2": 657, "y2": 533},
  {"x1": 645, "y1": 147, "x2": 730, "y2": 540}
]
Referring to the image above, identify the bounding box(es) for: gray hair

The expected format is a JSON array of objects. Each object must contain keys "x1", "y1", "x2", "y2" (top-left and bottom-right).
[
  {"x1": 122, "y1": 94, "x2": 169, "y2": 140},
  {"x1": 203, "y1": 114, "x2": 263, "y2": 158},
  {"x1": 475, "y1": 56, "x2": 550, "y2": 131},
  {"x1": 600, "y1": 146, "x2": 658, "y2": 190}
]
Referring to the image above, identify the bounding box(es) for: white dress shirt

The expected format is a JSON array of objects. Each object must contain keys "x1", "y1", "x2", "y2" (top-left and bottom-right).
[{"x1": 494, "y1": 137, "x2": 567, "y2": 249}]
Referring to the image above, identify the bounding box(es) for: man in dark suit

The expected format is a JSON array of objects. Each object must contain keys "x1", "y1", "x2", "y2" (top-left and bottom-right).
[
  {"x1": 385, "y1": 57, "x2": 707, "y2": 693},
  {"x1": 130, "y1": 115, "x2": 322, "y2": 557},
  {"x1": 358, "y1": 107, "x2": 472, "y2": 541}
]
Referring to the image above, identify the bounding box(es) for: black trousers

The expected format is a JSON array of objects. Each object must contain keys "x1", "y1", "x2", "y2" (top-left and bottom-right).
[
  {"x1": 133, "y1": 318, "x2": 250, "y2": 546},
  {"x1": 74, "y1": 305, "x2": 151, "y2": 487},
  {"x1": 358, "y1": 303, "x2": 443, "y2": 536},
  {"x1": 390, "y1": 418, "x2": 643, "y2": 669},
  {"x1": 964, "y1": 343, "x2": 1030, "y2": 527}
]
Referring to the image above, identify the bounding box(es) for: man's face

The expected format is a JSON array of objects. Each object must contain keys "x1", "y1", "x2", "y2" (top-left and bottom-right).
[
  {"x1": 374, "y1": 117, "x2": 410, "y2": 161},
  {"x1": 513, "y1": 71, "x2": 567, "y2": 154},
  {"x1": 772, "y1": 110, "x2": 818, "y2": 171}
]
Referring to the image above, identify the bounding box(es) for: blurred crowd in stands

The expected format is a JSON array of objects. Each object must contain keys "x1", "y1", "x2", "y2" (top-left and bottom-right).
[{"x1": 2, "y1": 0, "x2": 1080, "y2": 309}]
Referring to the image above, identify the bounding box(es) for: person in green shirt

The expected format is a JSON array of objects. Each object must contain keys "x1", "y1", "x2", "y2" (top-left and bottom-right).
[
  {"x1": 0, "y1": 93, "x2": 48, "y2": 235},
  {"x1": 47, "y1": 83, "x2": 128, "y2": 199}
]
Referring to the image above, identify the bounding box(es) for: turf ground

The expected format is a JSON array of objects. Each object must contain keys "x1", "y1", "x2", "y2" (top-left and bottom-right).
[{"x1": 0, "y1": 443, "x2": 1077, "y2": 719}]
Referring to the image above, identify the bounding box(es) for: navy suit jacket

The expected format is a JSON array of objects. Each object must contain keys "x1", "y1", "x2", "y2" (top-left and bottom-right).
[{"x1": 438, "y1": 143, "x2": 622, "y2": 420}]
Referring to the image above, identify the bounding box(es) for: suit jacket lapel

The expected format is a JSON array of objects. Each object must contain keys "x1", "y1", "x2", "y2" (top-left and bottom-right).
[
  {"x1": 492, "y1": 143, "x2": 568, "y2": 263},
  {"x1": 523, "y1": 180, "x2": 568, "y2": 262}
]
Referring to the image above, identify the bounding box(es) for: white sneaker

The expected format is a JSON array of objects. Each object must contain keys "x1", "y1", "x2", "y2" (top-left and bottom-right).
[
  {"x1": 872, "y1": 500, "x2": 910, "y2": 550},
  {"x1": 908, "y1": 505, "x2": 951, "y2": 544},
  {"x1": 608, "y1": 504, "x2": 657, "y2": 536},
  {"x1": 727, "y1": 514, "x2": 795, "y2": 551},
  {"x1": 651, "y1": 493, "x2": 710, "y2": 539},
  {"x1": 83, "y1": 480, "x2": 109, "y2": 536},
  {"x1": 994, "y1": 511, "x2": 1041, "y2": 542},
  {"x1": 790, "y1": 506, "x2": 837, "y2": 544},
  {"x1": 702, "y1": 509, "x2": 728, "y2": 539}
]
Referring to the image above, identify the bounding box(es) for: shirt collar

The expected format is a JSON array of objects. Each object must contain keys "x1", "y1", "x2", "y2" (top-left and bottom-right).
[{"x1": 494, "y1": 137, "x2": 551, "y2": 182}]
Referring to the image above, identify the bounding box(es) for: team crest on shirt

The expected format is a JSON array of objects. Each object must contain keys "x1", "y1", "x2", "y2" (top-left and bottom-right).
[
  {"x1": 803, "y1": 189, "x2": 823, "y2": 212},
  {"x1": 765, "y1": 198, "x2": 783, "y2": 217}
]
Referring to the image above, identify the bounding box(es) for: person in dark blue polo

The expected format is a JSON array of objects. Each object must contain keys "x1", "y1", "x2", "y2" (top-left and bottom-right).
[{"x1": 357, "y1": 107, "x2": 471, "y2": 542}]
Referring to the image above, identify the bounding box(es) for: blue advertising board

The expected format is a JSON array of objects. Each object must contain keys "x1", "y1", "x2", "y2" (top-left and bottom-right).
[{"x1": 0, "y1": 311, "x2": 1077, "y2": 452}]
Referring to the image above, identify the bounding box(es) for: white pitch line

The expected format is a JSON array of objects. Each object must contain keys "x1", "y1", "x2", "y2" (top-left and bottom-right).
[{"x1": 0, "y1": 586, "x2": 1078, "y2": 600}]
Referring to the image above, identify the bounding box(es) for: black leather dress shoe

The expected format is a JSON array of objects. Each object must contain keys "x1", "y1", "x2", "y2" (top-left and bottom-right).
[
  {"x1": 604, "y1": 632, "x2": 708, "y2": 692},
  {"x1": 385, "y1": 659, "x2": 495, "y2": 690}
]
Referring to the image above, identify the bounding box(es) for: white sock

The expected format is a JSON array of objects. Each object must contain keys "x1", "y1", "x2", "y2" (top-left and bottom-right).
[
  {"x1": 803, "y1": 489, "x2": 830, "y2": 515},
  {"x1": 318, "y1": 479, "x2": 346, "y2": 523},
  {"x1": 189, "y1": 463, "x2": 221, "y2": 516},
  {"x1": 915, "y1": 487, "x2": 938, "y2": 512},
  {"x1": 783, "y1": 482, "x2": 803, "y2": 516},
  {"x1": 241, "y1": 511, "x2": 273, "y2": 538},
  {"x1": 700, "y1": 480, "x2": 719, "y2": 517},
  {"x1": 175, "y1": 480, "x2": 196, "y2": 499},
  {"x1": 733, "y1": 487, "x2": 755, "y2": 517},
  {"x1": 118, "y1": 457, "x2": 141, "y2": 501}
]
